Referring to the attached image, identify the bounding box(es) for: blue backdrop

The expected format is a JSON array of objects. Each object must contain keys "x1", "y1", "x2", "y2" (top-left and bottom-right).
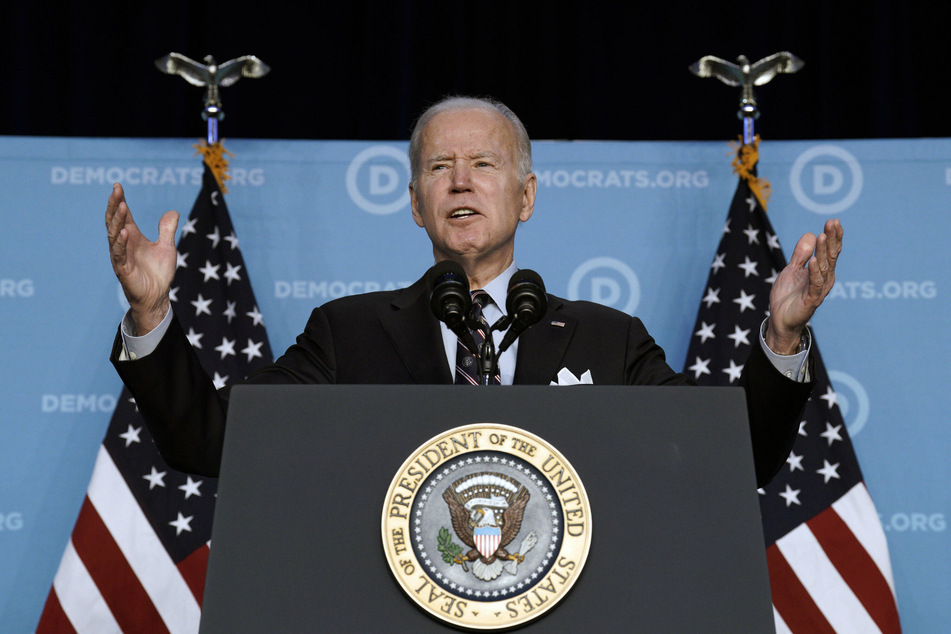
[{"x1": 1, "y1": 136, "x2": 947, "y2": 632}]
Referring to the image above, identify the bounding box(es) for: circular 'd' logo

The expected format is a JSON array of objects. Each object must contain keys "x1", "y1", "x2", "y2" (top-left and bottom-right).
[
  {"x1": 827, "y1": 370, "x2": 870, "y2": 437},
  {"x1": 346, "y1": 145, "x2": 410, "y2": 215},
  {"x1": 567, "y1": 257, "x2": 640, "y2": 314},
  {"x1": 382, "y1": 423, "x2": 591, "y2": 630},
  {"x1": 789, "y1": 145, "x2": 863, "y2": 215}
]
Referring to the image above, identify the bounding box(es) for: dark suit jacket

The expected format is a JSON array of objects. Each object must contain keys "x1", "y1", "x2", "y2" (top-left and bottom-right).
[{"x1": 112, "y1": 273, "x2": 813, "y2": 483}]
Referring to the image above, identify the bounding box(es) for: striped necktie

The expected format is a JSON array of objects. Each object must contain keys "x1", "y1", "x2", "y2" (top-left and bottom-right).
[{"x1": 454, "y1": 290, "x2": 501, "y2": 385}]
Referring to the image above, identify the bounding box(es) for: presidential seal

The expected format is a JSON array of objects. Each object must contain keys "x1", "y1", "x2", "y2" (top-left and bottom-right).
[{"x1": 382, "y1": 424, "x2": 591, "y2": 630}]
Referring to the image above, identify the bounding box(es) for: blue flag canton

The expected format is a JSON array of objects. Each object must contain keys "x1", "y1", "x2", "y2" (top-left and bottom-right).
[{"x1": 172, "y1": 165, "x2": 273, "y2": 381}]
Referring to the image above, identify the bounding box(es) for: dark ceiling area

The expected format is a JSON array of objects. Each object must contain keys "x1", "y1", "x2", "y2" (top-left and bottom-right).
[{"x1": 4, "y1": 2, "x2": 947, "y2": 142}]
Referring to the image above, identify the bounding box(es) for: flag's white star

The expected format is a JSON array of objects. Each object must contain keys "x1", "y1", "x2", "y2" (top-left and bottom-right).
[
  {"x1": 743, "y1": 224, "x2": 760, "y2": 245},
  {"x1": 786, "y1": 451, "x2": 804, "y2": 472},
  {"x1": 820, "y1": 385, "x2": 838, "y2": 409},
  {"x1": 722, "y1": 359, "x2": 744, "y2": 383},
  {"x1": 143, "y1": 467, "x2": 167, "y2": 490},
  {"x1": 710, "y1": 253, "x2": 726, "y2": 274},
  {"x1": 169, "y1": 286, "x2": 179, "y2": 303},
  {"x1": 765, "y1": 268, "x2": 779, "y2": 284},
  {"x1": 695, "y1": 321, "x2": 716, "y2": 343},
  {"x1": 816, "y1": 460, "x2": 841, "y2": 483},
  {"x1": 118, "y1": 424, "x2": 142, "y2": 447},
  {"x1": 191, "y1": 294, "x2": 213, "y2": 317},
  {"x1": 199, "y1": 260, "x2": 220, "y2": 282},
  {"x1": 169, "y1": 512, "x2": 194, "y2": 536},
  {"x1": 746, "y1": 195, "x2": 756, "y2": 212},
  {"x1": 702, "y1": 287, "x2": 721, "y2": 308},
  {"x1": 722, "y1": 220, "x2": 731, "y2": 235},
  {"x1": 779, "y1": 485, "x2": 802, "y2": 507},
  {"x1": 212, "y1": 371, "x2": 229, "y2": 390},
  {"x1": 223, "y1": 262, "x2": 243, "y2": 285},
  {"x1": 732, "y1": 290, "x2": 756, "y2": 312},
  {"x1": 215, "y1": 337, "x2": 236, "y2": 359},
  {"x1": 727, "y1": 325, "x2": 751, "y2": 348},
  {"x1": 181, "y1": 217, "x2": 197, "y2": 237},
  {"x1": 206, "y1": 226, "x2": 221, "y2": 248},
  {"x1": 176, "y1": 251, "x2": 189, "y2": 269},
  {"x1": 241, "y1": 338, "x2": 264, "y2": 362},
  {"x1": 738, "y1": 256, "x2": 759, "y2": 278},
  {"x1": 223, "y1": 301, "x2": 237, "y2": 324},
  {"x1": 821, "y1": 422, "x2": 843, "y2": 446},
  {"x1": 224, "y1": 232, "x2": 239, "y2": 250},
  {"x1": 185, "y1": 327, "x2": 204, "y2": 349},
  {"x1": 128, "y1": 396, "x2": 138, "y2": 413},
  {"x1": 767, "y1": 233, "x2": 781, "y2": 250},
  {"x1": 246, "y1": 305, "x2": 264, "y2": 327},
  {"x1": 688, "y1": 356, "x2": 711, "y2": 378},
  {"x1": 178, "y1": 477, "x2": 203, "y2": 499},
  {"x1": 798, "y1": 420, "x2": 808, "y2": 436}
]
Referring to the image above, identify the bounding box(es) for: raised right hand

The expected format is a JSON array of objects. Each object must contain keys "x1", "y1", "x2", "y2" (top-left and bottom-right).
[{"x1": 105, "y1": 183, "x2": 179, "y2": 335}]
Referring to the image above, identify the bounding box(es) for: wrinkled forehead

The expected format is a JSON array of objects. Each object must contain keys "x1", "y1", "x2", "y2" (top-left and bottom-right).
[{"x1": 419, "y1": 108, "x2": 518, "y2": 159}]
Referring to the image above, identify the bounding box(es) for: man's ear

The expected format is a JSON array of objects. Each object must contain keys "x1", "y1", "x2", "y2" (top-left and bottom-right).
[
  {"x1": 410, "y1": 183, "x2": 424, "y2": 228},
  {"x1": 519, "y1": 173, "x2": 537, "y2": 222}
]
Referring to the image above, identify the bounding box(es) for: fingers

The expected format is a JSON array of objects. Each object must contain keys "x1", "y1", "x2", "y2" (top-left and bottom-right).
[
  {"x1": 824, "y1": 218, "x2": 843, "y2": 267},
  {"x1": 789, "y1": 232, "x2": 817, "y2": 269},
  {"x1": 105, "y1": 183, "x2": 139, "y2": 246},
  {"x1": 806, "y1": 254, "x2": 825, "y2": 301},
  {"x1": 105, "y1": 182, "x2": 124, "y2": 226},
  {"x1": 814, "y1": 218, "x2": 842, "y2": 279},
  {"x1": 806, "y1": 219, "x2": 844, "y2": 305},
  {"x1": 110, "y1": 221, "x2": 130, "y2": 271},
  {"x1": 105, "y1": 183, "x2": 124, "y2": 242}
]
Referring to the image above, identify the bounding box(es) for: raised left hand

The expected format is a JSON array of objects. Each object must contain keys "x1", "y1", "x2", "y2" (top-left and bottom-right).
[{"x1": 766, "y1": 218, "x2": 843, "y2": 354}]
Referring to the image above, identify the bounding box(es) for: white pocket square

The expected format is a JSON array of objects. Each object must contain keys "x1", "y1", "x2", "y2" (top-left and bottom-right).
[{"x1": 550, "y1": 368, "x2": 594, "y2": 385}]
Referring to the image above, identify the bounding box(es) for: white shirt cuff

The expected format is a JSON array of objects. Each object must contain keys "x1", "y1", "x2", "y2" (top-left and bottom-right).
[
  {"x1": 758, "y1": 319, "x2": 811, "y2": 382},
  {"x1": 118, "y1": 306, "x2": 173, "y2": 361}
]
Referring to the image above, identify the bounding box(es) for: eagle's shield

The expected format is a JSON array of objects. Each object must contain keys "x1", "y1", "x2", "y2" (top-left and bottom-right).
[{"x1": 473, "y1": 525, "x2": 502, "y2": 559}]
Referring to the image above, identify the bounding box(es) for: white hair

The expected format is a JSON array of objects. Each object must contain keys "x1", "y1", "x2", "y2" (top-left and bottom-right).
[{"x1": 408, "y1": 96, "x2": 533, "y2": 186}]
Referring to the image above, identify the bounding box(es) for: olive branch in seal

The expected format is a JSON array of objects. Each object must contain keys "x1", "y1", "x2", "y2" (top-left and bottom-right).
[{"x1": 437, "y1": 527, "x2": 468, "y2": 571}]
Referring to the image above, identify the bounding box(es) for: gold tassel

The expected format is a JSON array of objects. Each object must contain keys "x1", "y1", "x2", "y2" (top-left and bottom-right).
[
  {"x1": 728, "y1": 136, "x2": 771, "y2": 211},
  {"x1": 193, "y1": 140, "x2": 234, "y2": 194}
]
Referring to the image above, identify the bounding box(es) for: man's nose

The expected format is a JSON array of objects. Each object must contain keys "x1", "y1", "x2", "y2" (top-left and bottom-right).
[{"x1": 451, "y1": 162, "x2": 472, "y2": 192}]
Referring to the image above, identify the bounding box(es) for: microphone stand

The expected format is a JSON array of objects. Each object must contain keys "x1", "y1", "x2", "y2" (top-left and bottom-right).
[{"x1": 471, "y1": 314, "x2": 512, "y2": 386}]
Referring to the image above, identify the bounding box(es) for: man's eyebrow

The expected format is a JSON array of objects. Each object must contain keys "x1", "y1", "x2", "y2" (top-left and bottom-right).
[{"x1": 426, "y1": 151, "x2": 501, "y2": 163}]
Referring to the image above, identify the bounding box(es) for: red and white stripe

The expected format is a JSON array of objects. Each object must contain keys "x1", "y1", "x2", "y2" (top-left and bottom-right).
[
  {"x1": 38, "y1": 446, "x2": 207, "y2": 634},
  {"x1": 768, "y1": 483, "x2": 901, "y2": 633}
]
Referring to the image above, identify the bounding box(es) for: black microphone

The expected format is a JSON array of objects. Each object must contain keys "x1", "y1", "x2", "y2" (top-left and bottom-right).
[
  {"x1": 498, "y1": 269, "x2": 548, "y2": 353},
  {"x1": 429, "y1": 260, "x2": 479, "y2": 356}
]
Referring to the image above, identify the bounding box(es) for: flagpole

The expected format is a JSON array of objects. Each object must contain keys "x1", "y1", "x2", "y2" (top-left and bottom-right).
[
  {"x1": 204, "y1": 101, "x2": 221, "y2": 145},
  {"x1": 739, "y1": 93, "x2": 757, "y2": 146}
]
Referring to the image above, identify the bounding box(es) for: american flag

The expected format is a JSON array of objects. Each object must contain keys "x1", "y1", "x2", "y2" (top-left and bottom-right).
[
  {"x1": 683, "y1": 142, "x2": 901, "y2": 633},
  {"x1": 38, "y1": 159, "x2": 273, "y2": 633}
]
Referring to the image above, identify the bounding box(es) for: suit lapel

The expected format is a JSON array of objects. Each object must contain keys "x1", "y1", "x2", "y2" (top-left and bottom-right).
[
  {"x1": 513, "y1": 296, "x2": 576, "y2": 385},
  {"x1": 380, "y1": 275, "x2": 454, "y2": 384}
]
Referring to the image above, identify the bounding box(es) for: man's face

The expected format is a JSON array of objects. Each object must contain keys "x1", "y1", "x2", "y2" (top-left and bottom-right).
[{"x1": 410, "y1": 108, "x2": 536, "y2": 274}]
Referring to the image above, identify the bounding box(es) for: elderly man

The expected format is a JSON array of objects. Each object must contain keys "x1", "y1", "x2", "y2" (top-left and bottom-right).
[{"x1": 106, "y1": 96, "x2": 842, "y2": 482}]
